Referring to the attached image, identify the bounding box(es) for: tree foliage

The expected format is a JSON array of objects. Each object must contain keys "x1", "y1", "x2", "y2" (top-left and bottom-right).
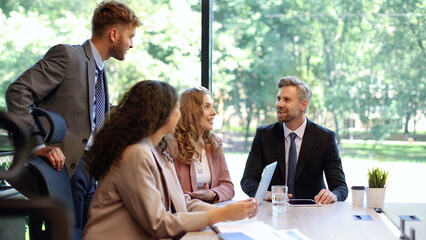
[
  {"x1": 0, "y1": 0, "x2": 424, "y2": 147},
  {"x1": 0, "y1": 0, "x2": 201, "y2": 110},
  {"x1": 212, "y1": 0, "x2": 425, "y2": 148}
]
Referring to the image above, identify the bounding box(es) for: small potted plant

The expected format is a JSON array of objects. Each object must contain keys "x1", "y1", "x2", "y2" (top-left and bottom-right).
[{"x1": 366, "y1": 167, "x2": 389, "y2": 208}]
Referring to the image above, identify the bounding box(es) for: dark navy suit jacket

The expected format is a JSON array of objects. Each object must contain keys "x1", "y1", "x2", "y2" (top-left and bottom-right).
[{"x1": 240, "y1": 119, "x2": 348, "y2": 201}]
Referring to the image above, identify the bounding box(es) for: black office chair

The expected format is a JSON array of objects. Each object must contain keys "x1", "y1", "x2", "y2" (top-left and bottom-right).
[
  {"x1": 8, "y1": 108, "x2": 72, "y2": 199},
  {"x1": 1, "y1": 109, "x2": 74, "y2": 240}
]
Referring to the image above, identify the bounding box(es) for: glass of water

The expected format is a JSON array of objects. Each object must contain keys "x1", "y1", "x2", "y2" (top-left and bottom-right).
[{"x1": 272, "y1": 185, "x2": 288, "y2": 215}]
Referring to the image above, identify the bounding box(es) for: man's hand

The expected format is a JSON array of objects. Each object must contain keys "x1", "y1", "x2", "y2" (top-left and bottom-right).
[
  {"x1": 314, "y1": 189, "x2": 337, "y2": 204},
  {"x1": 264, "y1": 191, "x2": 293, "y2": 201},
  {"x1": 34, "y1": 146, "x2": 65, "y2": 172}
]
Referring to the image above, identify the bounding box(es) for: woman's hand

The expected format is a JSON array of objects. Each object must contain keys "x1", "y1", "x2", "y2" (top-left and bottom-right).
[
  {"x1": 207, "y1": 198, "x2": 259, "y2": 225},
  {"x1": 186, "y1": 183, "x2": 216, "y2": 202}
]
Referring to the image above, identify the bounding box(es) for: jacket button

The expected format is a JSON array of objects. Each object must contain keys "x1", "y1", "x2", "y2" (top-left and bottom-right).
[
  {"x1": 82, "y1": 138, "x2": 88, "y2": 144},
  {"x1": 70, "y1": 163, "x2": 76, "y2": 169}
]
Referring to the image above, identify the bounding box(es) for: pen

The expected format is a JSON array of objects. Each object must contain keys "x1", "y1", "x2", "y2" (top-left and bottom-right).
[
  {"x1": 249, "y1": 197, "x2": 258, "y2": 207},
  {"x1": 209, "y1": 225, "x2": 220, "y2": 235}
]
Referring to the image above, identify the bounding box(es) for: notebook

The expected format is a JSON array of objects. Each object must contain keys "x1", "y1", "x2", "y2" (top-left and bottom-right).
[{"x1": 254, "y1": 161, "x2": 277, "y2": 204}]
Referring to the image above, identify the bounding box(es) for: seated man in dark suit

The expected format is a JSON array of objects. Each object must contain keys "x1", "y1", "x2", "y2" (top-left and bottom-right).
[{"x1": 240, "y1": 76, "x2": 348, "y2": 204}]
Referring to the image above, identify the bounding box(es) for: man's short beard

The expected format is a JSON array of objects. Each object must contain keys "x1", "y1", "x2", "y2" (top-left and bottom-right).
[
  {"x1": 111, "y1": 37, "x2": 125, "y2": 61},
  {"x1": 277, "y1": 113, "x2": 297, "y2": 123}
]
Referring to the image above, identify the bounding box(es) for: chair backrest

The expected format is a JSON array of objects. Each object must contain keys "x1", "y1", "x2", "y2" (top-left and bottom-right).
[
  {"x1": 0, "y1": 110, "x2": 74, "y2": 240},
  {"x1": 6, "y1": 108, "x2": 74, "y2": 206},
  {"x1": 30, "y1": 107, "x2": 67, "y2": 144}
]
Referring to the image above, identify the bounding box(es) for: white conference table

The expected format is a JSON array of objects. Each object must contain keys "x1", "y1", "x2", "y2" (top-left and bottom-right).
[{"x1": 182, "y1": 201, "x2": 426, "y2": 240}]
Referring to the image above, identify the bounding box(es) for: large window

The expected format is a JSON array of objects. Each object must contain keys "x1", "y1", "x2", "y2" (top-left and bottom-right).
[
  {"x1": 1, "y1": 0, "x2": 425, "y2": 203},
  {"x1": 211, "y1": 0, "x2": 426, "y2": 202},
  {"x1": 0, "y1": 0, "x2": 203, "y2": 194},
  {"x1": 0, "y1": 0, "x2": 202, "y2": 108}
]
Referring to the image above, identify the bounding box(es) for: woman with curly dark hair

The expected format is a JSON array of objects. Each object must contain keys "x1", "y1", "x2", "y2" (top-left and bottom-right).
[
  {"x1": 83, "y1": 81, "x2": 258, "y2": 240},
  {"x1": 166, "y1": 86, "x2": 234, "y2": 203}
]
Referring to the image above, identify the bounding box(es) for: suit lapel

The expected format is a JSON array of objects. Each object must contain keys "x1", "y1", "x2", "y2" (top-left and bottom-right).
[
  {"x1": 189, "y1": 162, "x2": 198, "y2": 192},
  {"x1": 82, "y1": 40, "x2": 96, "y2": 124},
  {"x1": 149, "y1": 142, "x2": 187, "y2": 213},
  {"x1": 296, "y1": 119, "x2": 317, "y2": 180},
  {"x1": 272, "y1": 123, "x2": 286, "y2": 181}
]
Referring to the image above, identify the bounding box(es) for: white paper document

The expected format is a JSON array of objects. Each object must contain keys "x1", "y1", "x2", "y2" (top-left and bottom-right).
[
  {"x1": 213, "y1": 221, "x2": 310, "y2": 240},
  {"x1": 274, "y1": 229, "x2": 311, "y2": 240}
]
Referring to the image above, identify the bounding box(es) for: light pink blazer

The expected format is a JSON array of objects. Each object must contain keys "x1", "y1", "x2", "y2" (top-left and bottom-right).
[
  {"x1": 83, "y1": 138, "x2": 216, "y2": 240},
  {"x1": 170, "y1": 135, "x2": 235, "y2": 203}
]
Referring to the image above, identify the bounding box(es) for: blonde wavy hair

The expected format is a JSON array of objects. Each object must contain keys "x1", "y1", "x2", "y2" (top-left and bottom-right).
[{"x1": 174, "y1": 87, "x2": 222, "y2": 165}]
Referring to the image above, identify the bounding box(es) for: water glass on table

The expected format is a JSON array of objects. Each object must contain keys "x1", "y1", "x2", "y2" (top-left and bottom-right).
[{"x1": 272, "y1": 185, "x2": 288, "y2": 215}]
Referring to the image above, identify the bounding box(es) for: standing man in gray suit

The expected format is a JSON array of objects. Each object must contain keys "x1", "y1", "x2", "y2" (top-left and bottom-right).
[{"x1": 6, "y1": 0, "x2": 142, "y2": 236}]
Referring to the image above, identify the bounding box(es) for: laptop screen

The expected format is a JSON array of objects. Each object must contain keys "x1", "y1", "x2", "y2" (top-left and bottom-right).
[{"x1": 254, "y1": 161, "x2": 277, "y2": 204}]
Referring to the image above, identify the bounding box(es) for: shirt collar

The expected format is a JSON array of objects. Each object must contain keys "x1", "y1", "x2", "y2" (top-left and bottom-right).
[
  {"x1": 89, "y1": 40, "x2": 104, "y2": 71},
  {"x1": 283, "y1": 117, "x2": 307, "y2": 139}
]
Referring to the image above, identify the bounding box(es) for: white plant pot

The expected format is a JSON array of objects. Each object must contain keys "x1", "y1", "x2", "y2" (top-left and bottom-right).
[{"x1": 366, "y1": 187, "x2": 386, "y2": 208}]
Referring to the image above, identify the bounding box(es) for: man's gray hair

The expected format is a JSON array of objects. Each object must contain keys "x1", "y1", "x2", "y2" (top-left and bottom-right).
[{"x1": 276, "y1": 76, "x2": 312, "y2": 113}]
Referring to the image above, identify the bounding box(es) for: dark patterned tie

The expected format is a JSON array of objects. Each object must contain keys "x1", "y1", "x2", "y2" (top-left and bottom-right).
[
  {"x1": 94, "y1": 67, "x2": 105, "y2": 131},
  {"x1": 287, "y1": 132, "x2": 297, "y2": 197}
]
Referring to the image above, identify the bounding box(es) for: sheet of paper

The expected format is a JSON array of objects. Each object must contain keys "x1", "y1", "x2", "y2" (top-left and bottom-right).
[
  {"x1": 214, "y1": 221, "x2": 272, "y2": 233},
  {"x1": 274, "y1": 229, "x2": 311, "y2": 240},
  {"x1": 214, "y1": 221, "x2": 311, "y2": 240},
  {"x1": 218, "y1": 232, "x2": 254, "y2": 240}
]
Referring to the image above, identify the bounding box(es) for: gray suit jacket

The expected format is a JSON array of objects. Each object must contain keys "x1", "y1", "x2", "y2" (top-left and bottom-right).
[
  {"x1": 6, "y1": 40, "x2": 110, "y2": 176},
  {"x1": 241, "y1": 119, "x2": 348, "y2": 201}
]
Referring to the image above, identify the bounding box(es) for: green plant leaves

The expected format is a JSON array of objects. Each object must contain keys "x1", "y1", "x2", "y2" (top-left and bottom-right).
[{"x1": 367, "y1": 167, "x2": 389, "y2": 188}]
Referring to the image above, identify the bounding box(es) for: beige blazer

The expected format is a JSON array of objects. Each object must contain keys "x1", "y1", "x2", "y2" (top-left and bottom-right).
[{"x1": 83, "y1": 138, "x2": 216, "y2": 240}]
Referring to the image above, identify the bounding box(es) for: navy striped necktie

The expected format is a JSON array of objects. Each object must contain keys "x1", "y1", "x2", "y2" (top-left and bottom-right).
[{"x1": 94, "y1": 67, "x2": 105, "y2": 131}]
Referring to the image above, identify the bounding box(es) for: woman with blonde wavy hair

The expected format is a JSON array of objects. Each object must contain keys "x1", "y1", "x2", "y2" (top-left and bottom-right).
[{"x1": 167, "y1": 86, "x2": 234, "y2": 203}]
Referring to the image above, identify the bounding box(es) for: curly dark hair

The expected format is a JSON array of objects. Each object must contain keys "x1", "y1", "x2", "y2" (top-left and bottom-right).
[
  {"x1": 174, "y1": 87, "x2": 222, "y2": 165},
  {"x1": 86, "y1": 80, "x2": 177, "y2": 180}
]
